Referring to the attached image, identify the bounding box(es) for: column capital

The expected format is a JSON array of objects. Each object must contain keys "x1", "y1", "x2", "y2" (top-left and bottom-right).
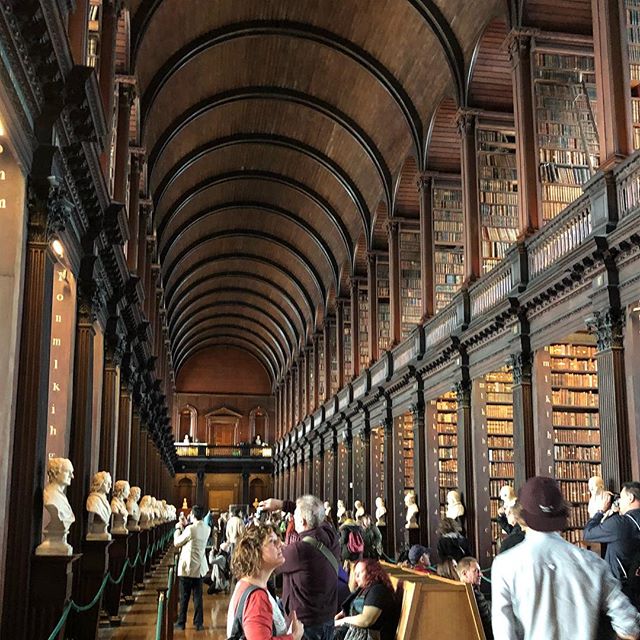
[
  {"x1": 586, "y1": 309, "x2": 625, "y2": 351},
  {"x1": 387, "y1": 219, "x2": 400, "y2": 235},
  {"x1": 416, "y1": 173, "x2": 433, "y2": 193},
  {"x1": 505, "y1": 28, "x2": 539, "y2": 67},
  {"x1": 509, "y1": 351, "x2": 533, "y2": 385},
  {"x1": 455, "y1": 108, "x2": 480, "y2": 137},
  {"x1": 453, "y1": 379, "x2": 471, "y2": 405}
]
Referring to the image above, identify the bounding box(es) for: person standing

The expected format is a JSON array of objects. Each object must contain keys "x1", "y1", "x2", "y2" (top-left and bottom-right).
[
  {"x1": 583, "y1": 481, "x2": 640, "y2": 605},
  {"x1": 492, "y1": 476, "x2": 640, "y2": 640},
  {"x1": 174, "y1": 505, "x2": 211, "y2": 631}
]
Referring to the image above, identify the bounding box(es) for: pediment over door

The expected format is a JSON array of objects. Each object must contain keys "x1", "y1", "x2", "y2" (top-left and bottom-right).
[{"x1": 205, "y1": 407, "x2": 243, "y2": 445}]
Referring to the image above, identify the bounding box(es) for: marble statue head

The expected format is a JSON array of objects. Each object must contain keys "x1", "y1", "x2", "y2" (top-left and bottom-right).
[
  {"x1": 114, "y1": 480, "x2": 130, "y2": 500},
  {"x1": 91, "y1": 470, "x2": 112, "y2": 494},
  {"x1": 47, "y1": 457, "x2": 74, "y2": 488}
]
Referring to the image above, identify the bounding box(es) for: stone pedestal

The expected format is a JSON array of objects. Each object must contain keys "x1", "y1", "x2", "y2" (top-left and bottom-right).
[
  {"x1": 146, "y1": 527, "x2": 156, "y2": 572},
  {"x1": 71, "y1": 540, "x2": 112, "y2": 640},
  {"x1": 378, "y1": 525, "x2": 388, "y2": 556},
  {"x1": 136, "y1": 530, "x2": 149, "y2": 587},
  {"x1": 405, "y1": 527, "x2": 420, "y2": 549},
  {"x1": 28, "y1": 554, "x2": 80, "y2": 640},
  {"x1": 104, "y1": 533, "x2": 128, "y2": 625},
  {"x1": 122, "y1": 531, "x2": 140, "y2": 603}
]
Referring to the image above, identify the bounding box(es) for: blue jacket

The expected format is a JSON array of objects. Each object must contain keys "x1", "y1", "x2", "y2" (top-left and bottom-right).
[{"x1": 583, "y1": 508, "x2": 640, "y2": 581}]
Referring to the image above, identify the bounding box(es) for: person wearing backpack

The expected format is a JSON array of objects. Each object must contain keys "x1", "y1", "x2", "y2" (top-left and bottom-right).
[
  {"x1": 226, "y1": 524, "x2": 304, "y2": 640},
  {"x1": 584, "y1": 481, "x2": 640, "y2": 606},
  {"x1": 259, "y1": 495, "x2": 341, "y2": 640}
]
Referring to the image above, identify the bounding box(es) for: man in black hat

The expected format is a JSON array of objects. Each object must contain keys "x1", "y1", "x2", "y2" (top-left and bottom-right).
[{"x1": 491, "y1": 476, "x2": 640, "y2": 640}]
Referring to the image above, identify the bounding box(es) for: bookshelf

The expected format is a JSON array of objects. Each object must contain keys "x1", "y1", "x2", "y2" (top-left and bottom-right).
[
  {"x1": 398, "y1": 413, "x2": 415, "y2": 491},
  {"x1": 484, "y1": 367, "x2": 515, "y2": 554},
  {"x1": 627, "y1": 0, "x2": 640, "y2": 149},
  {"x1": 343, "y1": 300, "x2": 353, "y2": 381},
  {"x1": 433, "y1": 181, "x2": 464, "y2": 313},
  {"x1": 308, "y1": 348, "x2": 315, "y2": 411},
  {"x1": 533, "y1": 50, "x2": 599, "y2": 223},
  {"x1": 476, "y1": 126, "x2": 519, "y2": 273},
  {"x1": 377, "y1": 259, "x2": 391, "y2": 352},
  {"x1": 318, "y1": 334, "x2": 326, "y2": 403},
  {"x1": 400, "y1": 228, "x2": 422, "y2": 337},
  {"x1": 358, "y1": 282, "x2": 369, "y2": 369},
  {"x1": 433, "y1": 392, "x2": 458, "y2": 516},
  {"x1": 371, "y1": 426, "x2": 385, "y2": 505},
  {"x1": 86, "y1": 1, "x2": 101, "y2": 69},
  {"x1": 330, "y1": 322, "x2": 338, "y2": 397}
]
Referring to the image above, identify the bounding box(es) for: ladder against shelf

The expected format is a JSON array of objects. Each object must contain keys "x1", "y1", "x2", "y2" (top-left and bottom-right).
[
  {"x1": 399, "y1": 228, "x2": 422, "y2": 338},
  {"x1": 532, "y1": 48, "x2": 599, "y2": 223},
  {"x1": 476, "y1": 124, "x2": 519, "y2": 274},
  {"x1": 358, "y1": 282, "x2": 369, "y2": 370},
  {"x1": 432, "y1": 179, "x2": 464, "y2": 313}
]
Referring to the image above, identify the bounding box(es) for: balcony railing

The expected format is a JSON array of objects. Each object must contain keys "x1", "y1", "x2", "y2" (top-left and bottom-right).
[{"x1": 174, "y1": 443, "x2": 273, "y2": 458}]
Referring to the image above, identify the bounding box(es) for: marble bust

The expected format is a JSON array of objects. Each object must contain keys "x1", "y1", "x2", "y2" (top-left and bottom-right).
[
  {"x1": 86, "y1": 471, "x2": 112, "y2": 540},
  {"x1": 336, "y1": 499, "x2": 346, "y2": 520},
  {"x1": 152, "y1": 497, "x2": 161, "y2": 524},
  {"x1": 404, "y1": 491, "x2": 419, "y2": 529},
  {"x1": 111, "y1": 480, "x2": 130, "y2": 535},
  {"x1": 499, "y1": 485, "x2": 517, "y2": 509},
  {"x1": 375, "y1": 496, "x2": 387, "y2": 526},
  {"x1": 36, "y1": 457, "x2": 75, "y2": 556},
  {"x1": 126, "y1": 486, "x2": 141, "y2": 532},
  {"x1": 588, "y1": 475, "x2": 605, "y2": 518},
  {"x1": 139, "y1": 495, "x2": 153, "y2": 530},
  {"x1": 446, "y1": 490, "x2": 465, "y2": 520},
  {"x1": 354, "y1": 500, "x2": 365, "y2": 520}
]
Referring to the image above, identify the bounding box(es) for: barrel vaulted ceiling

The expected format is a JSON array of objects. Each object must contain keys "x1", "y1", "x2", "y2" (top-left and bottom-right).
[{"x1": 130, "y1": 0, "x2": 511, "y2": 385}]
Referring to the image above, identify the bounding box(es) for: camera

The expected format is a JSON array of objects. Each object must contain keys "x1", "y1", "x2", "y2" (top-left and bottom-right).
[{"x1": 612, "y1": 493, "x2": 621, "y2": 508}]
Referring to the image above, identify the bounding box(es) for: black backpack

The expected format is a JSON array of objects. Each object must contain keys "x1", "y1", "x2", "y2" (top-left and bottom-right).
[{"x1": 227, "y1": 584, "x2": 276, "y2": 640}]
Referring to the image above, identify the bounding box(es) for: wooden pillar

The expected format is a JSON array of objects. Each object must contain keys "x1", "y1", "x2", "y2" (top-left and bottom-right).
[
  {"x1": 196, "y1": 470, "x2": 205, "y2": 507},
  {"x1": 129, "y1": 410, "x2": 141, "y2": 488},
  {"x1": 417, "y1": 175, "x2": 435, "y2": 320},
  {"x1": 2, "y1": 191, "x2": 54, "y2": 639},
  {"x1": 116, "y1": 387, "x2": 131, "y2": 483},
  {"x1": 98, "y1": 0, "x2": 119, "y2": 177},
  {"x1": 411, "y1": 401, "x2": 428, "y2": 545},
  {"x1": 588, "y1": 310, "x2": 633, "y2": 487},
  {"x1": 592, "y1": 0, "x2": 633, "y2": 167},
  {"x1": 510, "y1": 347, "x2": 536, "y2": 489},
  {"x1": 455, "y1": 377, "x2": 475, "y2": 554},
  {"x1": 382, "y1": 416, "x2": 396, "y2": 554},
  {"x1": 350, "y1": 278, "x2": 360, "y2": 378},
  {"x1": 362, "y1": 425, "x2": 372, "y2": 518},
  {"x1": 367, "y1": 253, "x2": 379, "y2": 364},
  {"x1": 138, "y1": 425, "x2": 148, "y2": 494},
  {"x1": 242, "y1": 471, "x2": 250, "y2": 506},
  {"x1": 336, "y1": 300, "x2": 345, "y2": 389},
  {"x1": 113, "y1": 83, "x2": 134, "y2": 204},
  {"x1": 388, "y1": 220, "x2": 401, "y2": 345},
  {"x1": 507, "y1": 31, "x2": 542, "y2": 234},
  {"x1": 67, "y1": 0, "x2": 89, "y2": 65},
  {"x1": 67, "y1": 294, "x2": 97, "y2": 552},
  {"x1": 456, "y1": 110, "x2": 481, "y2": 281},
  {"x1": 98, "y1": 349, "x2": 120, "y2": 479}
]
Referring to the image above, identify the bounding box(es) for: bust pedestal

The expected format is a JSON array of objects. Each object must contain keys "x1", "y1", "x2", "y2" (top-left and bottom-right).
[
  {"x1": 405, "y1": 527, "x2": 420, "y2": 547},
  {"x1": 122, "y1": 530, "x2": 140, "y2": 603},
  {"x1": 104, "y1": 533, "x2": 129, "y2": 625},
  {"x1": 146, "y1": 526, "x2": 156, "y2": 572},
  {"x1": 28, "y1": 554, "x2": 80, "y2": 640},
  {"x1": 71, "y1": 539, "x2": 112, "y2": 640},
  {"x1": 135, "y1": 529, "x2": 149, "y2": 588},
  {"x1": 378, "y1": 525, "x2": 388, "y2": 555}
]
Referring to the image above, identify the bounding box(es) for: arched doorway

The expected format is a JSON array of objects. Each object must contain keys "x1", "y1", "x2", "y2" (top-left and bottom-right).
[
  {"x1": 178, "y1": 404, "x2": 197, "y2": 441},
  {"x1": 249, "y1": 406, "x2": 269, "y2": 443},
  {"x1": 249, "y1": 477, "x2": 267, "y2": 504},
  {"x1": 177, "y1": 476, "x2": 195, "y2": 510}
]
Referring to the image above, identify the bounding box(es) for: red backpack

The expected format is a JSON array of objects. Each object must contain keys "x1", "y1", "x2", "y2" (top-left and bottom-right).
[{"x1": 347, "y1": 529, "x2": 364, "y2": 555}]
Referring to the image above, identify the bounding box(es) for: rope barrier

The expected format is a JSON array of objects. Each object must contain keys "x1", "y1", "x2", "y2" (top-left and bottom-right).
[
  {"x1": 46, "y1": 527, "x2": 175, "y2": 640},
  {"x1": 155, "y1": 593, "x2": 166, "y2": 640}
]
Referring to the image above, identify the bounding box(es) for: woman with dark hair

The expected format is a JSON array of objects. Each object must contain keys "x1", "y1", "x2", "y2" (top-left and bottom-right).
[
  {"x1": 334, "y1": 559, "x2": 400, "y2": 640},
  {"x1": 226, "y1": 525, "x2": 304, "y2": 640},
  {"x1": 436, "y1": 517, "x2": 472, "y2": 563}
]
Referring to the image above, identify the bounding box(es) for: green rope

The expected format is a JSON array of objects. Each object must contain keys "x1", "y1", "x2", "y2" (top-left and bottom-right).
[{"x1": 155, "y1": 593, "x2": 166, "y2": 640}]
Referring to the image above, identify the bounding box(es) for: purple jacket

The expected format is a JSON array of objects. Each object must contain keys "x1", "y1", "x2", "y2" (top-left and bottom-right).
[{"x1": 277, "y1": 502, "x2": 341, "y2": 626}]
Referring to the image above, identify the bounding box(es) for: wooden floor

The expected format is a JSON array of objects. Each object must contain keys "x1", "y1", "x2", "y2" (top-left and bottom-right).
[{"x1": 99, "y1": 553, "x2": 230, "y2": 640}]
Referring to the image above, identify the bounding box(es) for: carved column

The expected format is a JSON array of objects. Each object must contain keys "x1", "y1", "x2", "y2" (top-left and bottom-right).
[
  {"x1": 367, "y1": 253, "x2": 379, "y2": 364},
  {"x1": 455, "y1": 378, "x2": 476, "y2": 553},
  {"x1": 388, "y1": 220, "x2": 401, "y2": 345},
  {"x1": 592, "y1": 0, "x2": 633, "y2": 168},
  {"x1": 587, "y1": 310, "x2": 633, "y2": 487},
  {"x1": 456, "y1": 110, "x2": 481, "y2": 281},
  {"x1": 336, "y1": 300, "x2": 345, "y2": 389},
  {"x1": 382, "y1": 417, "x2": 397, "y2": 555},
  {"x1": 98, "y1": 348, "x2": 120, "y2": 478},
  {"x1": 507, "y1": 31, "x2": 542, "y2": 234},
  {"x1": 350, "y1": 278, "x2": 361, "y2": 378},
  {"x1": 67, "y1": 294, "x2": 97, "y2": 552},
  {"x1": 3, "y1": 185, "x2": 55, "y2": 638},
  {"x1": 114, "y1": 82, "x2": 134, "y2": 204},
  {"x1": 510, "y1": 349, "x2": 536, "y2": 488},
  {"x1": 417, "y1": 175, "x2": 435, "y2": 320},
  {"x1": 411, "y1": 401, "x2": 428, "y2": 544},
  {"x1": 116, "y1": 384, "x2": 132, "y2": 480}
]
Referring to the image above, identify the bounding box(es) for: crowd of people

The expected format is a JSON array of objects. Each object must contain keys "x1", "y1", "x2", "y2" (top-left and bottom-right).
[{"x1": 172, "y1": 477, "x2": 640, "y2": 639}]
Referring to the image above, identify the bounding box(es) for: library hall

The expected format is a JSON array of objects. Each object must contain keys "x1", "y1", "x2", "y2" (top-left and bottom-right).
[{"x1": 4, "y1": 0, "x2": 640, "y2": 639}]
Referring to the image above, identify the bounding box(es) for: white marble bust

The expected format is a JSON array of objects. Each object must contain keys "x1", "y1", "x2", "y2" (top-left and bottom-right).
[
  {"x1": 161, "y1": 499, "x2": 169, "y2": 522},
  {"x1": 354, "y1": 500, "x2": 365, "y2": 520},
  {"x1": 446, "y1": 490, "x2": 465, "y2": 520},
  {"x1": 36, "y1": 457, "x2": 76, "y2": 556},
  {"x1": 588, "y1": 475, "x2": 605, "y2": 518},
  {"x1": 336, "y1": 499, "x2": 346, "y2": 520},
  {"x1": 139, "y1": 495, "x2": 153, "y2": 530},
  {"x1": 324, "y1": 501, "x2": 332, "y2": 517},
  {"x1": 126, "y1": 486, "x2": 141, "y2": 532},
  {"x1": 404, "y1": 491, "x2": 419, "y2": 529},
  {"x1": 152, "y1": 497, "x2": 161, "y2": 525},
  {"x1": 499, "y1": 485, "x2": 517, "y2": 509},
  {"x1": 375, "y1": 496, "x2": 387, "y2": 526},
  {"x1": 111, "y1": 480, "x2": 130, "y2": 535},
  {"x1": 86, "y1": 471, "x2": 112, "y2": 540}
]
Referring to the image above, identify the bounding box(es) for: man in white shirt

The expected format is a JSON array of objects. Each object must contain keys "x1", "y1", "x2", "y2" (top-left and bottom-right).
[
  {"x1": 174, "y1": 505, "x2": 211, "y2": 631},
  {"x1": 225, "y1": 508, "x2": 245, "y2": 547},
  {"x1": 492, "y1": 476, "x2": 640, "y2": 640}
]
